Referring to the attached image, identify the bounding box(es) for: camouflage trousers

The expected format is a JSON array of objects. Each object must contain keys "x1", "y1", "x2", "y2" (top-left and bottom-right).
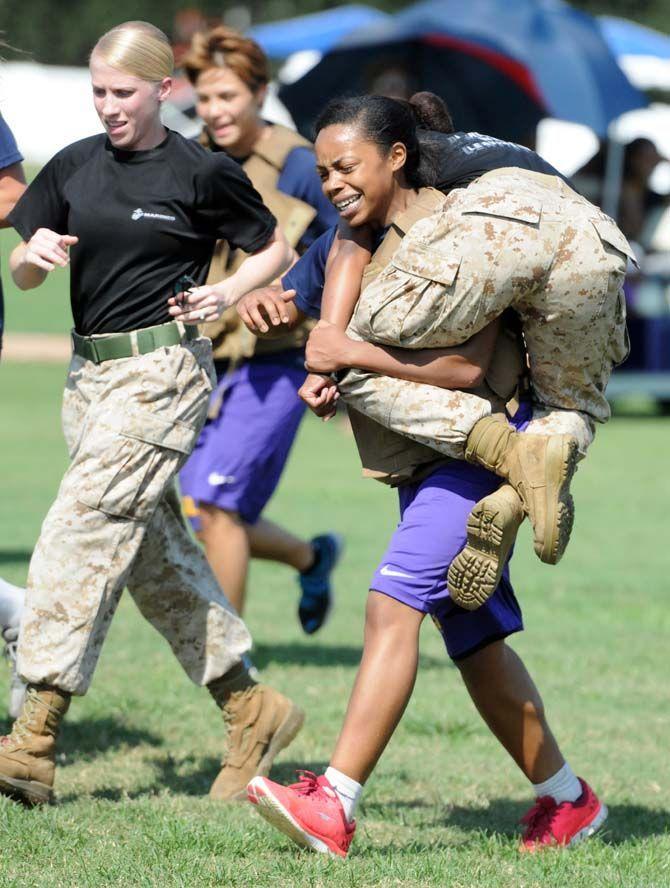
[
  {"x1": 17, "y1": 338, "x2": 252, "y2": 696},
  {"x1": 341, "y1": 168, "x2": 632, "y2": 461}
]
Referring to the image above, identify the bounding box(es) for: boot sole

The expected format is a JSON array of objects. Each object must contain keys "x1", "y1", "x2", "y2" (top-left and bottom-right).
[
  {"x1": 448, "y1": 487, "x2": 524, "y2": 610},
  {"x1": 540, "y1": 436, "x2": 578, "y2": 565},
  {"x1": 0, "y1": 773, "x2": 53, "y2": 806},
  {"x1": 227, "y1": 703, "x2": 305, "y2": 802}
]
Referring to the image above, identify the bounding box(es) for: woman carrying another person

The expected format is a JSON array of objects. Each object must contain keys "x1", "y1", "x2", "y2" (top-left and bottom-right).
[
  {"x1": 249, "y1": 93, "x2": 630, "y2": 609},
  {"x1": 0, "y1": 21, "x2": 303, "y2": 807},
  {"x1": 241, "y1": 93, "x2": 626, "y2": 854},
  {"x1": 178, "y1": 27, "x2": 341, "y2": 630}
]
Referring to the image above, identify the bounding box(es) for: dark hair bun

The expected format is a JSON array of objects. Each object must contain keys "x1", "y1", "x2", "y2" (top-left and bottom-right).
[{"x1": 409, "y1": 92, "x2": 454, "y2": 134}]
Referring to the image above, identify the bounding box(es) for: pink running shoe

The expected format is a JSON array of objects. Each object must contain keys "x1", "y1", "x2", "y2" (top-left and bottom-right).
[
  {"x1": 519, "y1": 778, "x2": 608, "y2": 852},
  {"x1": 247, "y1": 771, "x2": 356, "y2": 858}
]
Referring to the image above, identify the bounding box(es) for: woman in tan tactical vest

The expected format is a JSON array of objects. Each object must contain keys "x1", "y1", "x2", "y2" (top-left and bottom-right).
[
  {"x1": 299, "y1": 94, "x2": 630, "y2": 608},
  {"x1": 239, "y1": 94, "x2": 630, "y2": 611},
  {"x1": 1, "y1": 20, "x2": 304, "y2": 807},
  {"x1": 244, "y1": 94, "x2": 610, "y2": 857},
  {"x1": 179, "y1": 27, "x2": 341, "y2": 631}
]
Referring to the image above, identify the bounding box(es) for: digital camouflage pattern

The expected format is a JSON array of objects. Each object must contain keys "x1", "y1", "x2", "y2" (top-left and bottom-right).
[
  {"x1": 340, "y1": 323, "x2": 522, "y2": 473},
  {"x1": 17, "y1": 339, "x2": 252, "y2": 695},
  {"x1": 337, "y1": 188, "x2": 523, "y2": 480},
  {"x1": 341, "y1": 168, "x2": 631, "y2": 460}
]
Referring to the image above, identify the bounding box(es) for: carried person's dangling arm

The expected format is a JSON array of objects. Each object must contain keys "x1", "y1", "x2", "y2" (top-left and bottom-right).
[
  {"x1": 235, "y1": 224, "x2": 337, "y2": 337},
  {"x1": 236, "y1": 285, "x2": 300, "y2": 335}
]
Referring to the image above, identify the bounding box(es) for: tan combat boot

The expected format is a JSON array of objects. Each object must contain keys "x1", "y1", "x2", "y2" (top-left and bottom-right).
[
  {"x1": 448, "y1": 483, "x2": 525, "y2": 610},
  {"x1": 0, "y1": 684, "x2": 71, "y2": 805},
  {"x1": 208, "y1": 665, "x2": 304, "y2": 802},
  {"x1": 465, "y1": 415, "x2": 578, "y2": 564}
]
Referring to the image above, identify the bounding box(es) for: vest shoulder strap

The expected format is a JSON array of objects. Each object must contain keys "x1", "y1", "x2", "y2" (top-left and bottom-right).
[
  {"x1": 250, "y1": 123, "x2": 313, "y2": 170},
  {"x1": 361, "y1": 188, "x2": 447, "y2": 290},
  {"x1": 197, "y1": 123, "x2": 312, "y2": 178},
  {"x1": 202, "y1": 125, "x2": 317, "y2": 360}
]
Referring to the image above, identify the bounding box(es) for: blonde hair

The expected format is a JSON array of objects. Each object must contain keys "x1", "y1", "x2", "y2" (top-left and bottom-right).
[{"x1": 92, "y1": 21, "x2": 173, "y2": 82}]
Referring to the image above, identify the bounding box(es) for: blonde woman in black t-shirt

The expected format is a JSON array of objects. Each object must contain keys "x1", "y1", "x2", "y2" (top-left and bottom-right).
[{"x1": 2, "y1": 21, "x2": 303, "y2": 807}]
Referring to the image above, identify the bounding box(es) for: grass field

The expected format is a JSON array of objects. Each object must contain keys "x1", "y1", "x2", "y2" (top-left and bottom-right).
[
  {"x1": 1, "y1": 224, "x2": 73, "y2": 335},
  {"x1": 0, "y1": 357, "x2": 668, "y2": 887}
]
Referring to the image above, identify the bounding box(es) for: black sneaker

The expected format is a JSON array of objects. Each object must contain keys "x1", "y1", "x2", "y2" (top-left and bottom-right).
[{"x1": 298, "y1": 534, "x2": 343, "y2": 635}]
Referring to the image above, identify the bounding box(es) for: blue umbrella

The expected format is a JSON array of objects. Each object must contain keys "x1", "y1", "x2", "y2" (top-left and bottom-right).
[
  {"x1": 280, "y1": 0, "x2": 646, "y2": 143},
  {"x1": 599, "y1": 15, "x2": 670, "y2": 61},
  {"x1": 248, "y1": 5, "x2": 391, "y2": 58}
]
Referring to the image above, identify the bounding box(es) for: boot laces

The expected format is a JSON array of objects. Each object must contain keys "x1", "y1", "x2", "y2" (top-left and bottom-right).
[
  {"x1": 288, "y1": 770, "x2": 323, "y2": 797},
  {"x1": 1, "y1": 688, "x2": 63, "y2": 747},
  {"x1": 2, "y1": 688, "x2": 42, "y2": 745},
  {"x1": 520, "y1": 795, "x2": 559, "y2": 841}
]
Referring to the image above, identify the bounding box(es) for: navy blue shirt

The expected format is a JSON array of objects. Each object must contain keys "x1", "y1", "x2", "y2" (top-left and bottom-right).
[
  {"x1": 426, "y1": 131, "x2": 570, "y2": 191},
  {"x1": 0, "y1": 113, "x2": 23, "y2": 343},
  {"x1": 0, "y1": 114, "x2": 22, "y2": 169},
  {"x1": 283, "y1": 226, "x2": 336, "y2": 319}
]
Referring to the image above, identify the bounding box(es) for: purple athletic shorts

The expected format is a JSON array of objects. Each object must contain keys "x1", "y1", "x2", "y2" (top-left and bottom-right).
[
  {"x1": 179, "y1": 352, "x2": 306, "y2": 528},
  {"x1": 370, "y1": 404, "x2": 532, "y2": 661}
]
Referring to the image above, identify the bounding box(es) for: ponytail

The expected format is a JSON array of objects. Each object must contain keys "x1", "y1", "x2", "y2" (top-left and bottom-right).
[{"x1": 408, "y1": 91, "x2": 454, "y2": 134}]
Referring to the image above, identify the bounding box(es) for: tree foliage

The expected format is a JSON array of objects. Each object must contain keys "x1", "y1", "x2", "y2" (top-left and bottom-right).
[
  {"x1": 571, "y1": 0, "x2": 669, "y2": 33},
  {"x1": 1, "y1": 0, "x2": 668, "y2": 68}
]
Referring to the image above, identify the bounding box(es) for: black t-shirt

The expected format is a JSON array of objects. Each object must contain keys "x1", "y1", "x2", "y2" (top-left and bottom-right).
[
  {"x1": 421, "y1": 131, "x2": 571, "y2": 192},
  {"x1": 8, "y1": 129, "x2": 276, "y2": 335}
]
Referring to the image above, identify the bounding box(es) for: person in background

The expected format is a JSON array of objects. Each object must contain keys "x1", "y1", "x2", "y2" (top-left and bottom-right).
[
  {"x1": 0, "y1": 108, "x2": 28, "y2": 719},
  {"x1": 618, "y1": 138, "x2": 665, "y2": 247},
  {"x1": 573, "y1": 137, "x2": 665, "y2": 249},
  {"x1": 178, "y1": 27, "x2": 342, "y2": 631},
  {"x1": 0, "y1": 577, "x2": 25, "y2": 720}
]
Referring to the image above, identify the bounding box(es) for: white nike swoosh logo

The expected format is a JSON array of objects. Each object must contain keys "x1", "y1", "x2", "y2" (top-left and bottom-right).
[
  {"x1": 380, "y1": 565, "x2": 416, "y2": 579},
  {"x1": 207, "y1": 472, "x2": 236, "y2": 486}
]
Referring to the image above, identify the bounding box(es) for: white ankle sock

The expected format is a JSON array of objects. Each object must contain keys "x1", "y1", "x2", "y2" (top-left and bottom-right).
[
  {"x1": 324, "y1": 766, "x2": 363, "y2": 822},
  {"x1": 0, "y1": 578, "x2": 24, "y2": 629},
  {"x1": 532, "y1": 762, "x2": 582, "y2": 804}
]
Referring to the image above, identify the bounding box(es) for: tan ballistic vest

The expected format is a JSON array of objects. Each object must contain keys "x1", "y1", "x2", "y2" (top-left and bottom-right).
[
  {"x1": 200, "y1": 124, "x2": 318, "y2": 362},
  {"x1": 346, "y1": 188, "x2": 525, "y2": 485}
]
